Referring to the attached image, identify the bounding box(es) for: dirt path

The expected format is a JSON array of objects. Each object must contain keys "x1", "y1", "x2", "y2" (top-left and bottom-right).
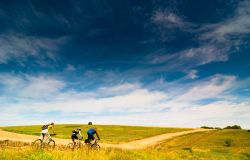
[
  {"x1": 102, "y1": 129, "x2": 212, "y2": 149},
  {"x1": 0, "y1": 129, "x2": 69, "y2": 145},
  {"x1": 0, "y1": 129, "x2": 212, "y2": 149}
]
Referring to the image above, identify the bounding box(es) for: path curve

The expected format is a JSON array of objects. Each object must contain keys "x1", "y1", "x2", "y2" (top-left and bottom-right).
[{"x1": 0, "y1": 129, "x2": 212, "y2": 149}]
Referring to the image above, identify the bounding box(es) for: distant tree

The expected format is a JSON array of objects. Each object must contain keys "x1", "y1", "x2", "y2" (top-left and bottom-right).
[
  {"x1": 88, "y1": 122, "x2": 93, "y2": 125},
  {"x1": 201, "y1": 126, "x2": 214, "y2": 129},
  {"x1": 224, "y1": 125, "x2": 242, "y2": 129}
]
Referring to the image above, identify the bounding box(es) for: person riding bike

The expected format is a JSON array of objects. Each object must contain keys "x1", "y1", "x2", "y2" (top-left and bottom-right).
[
  {"x1": 41, "y1": 122, "x2": 55, "y2": 142},
  {"x1": 71, "y1": 128, "x2": 83, "y2": 145},
  {"x1": 86, "y1": 128, "x2": 100, "y2": 143}
]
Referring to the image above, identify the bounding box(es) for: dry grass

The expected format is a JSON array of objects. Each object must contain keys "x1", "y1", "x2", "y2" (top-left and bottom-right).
[{"x1": 1, "y1": 129, "x2": 250, "y2": 160}]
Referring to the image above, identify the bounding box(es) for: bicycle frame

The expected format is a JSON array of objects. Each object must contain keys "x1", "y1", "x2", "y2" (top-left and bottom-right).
[
  {"x1": 73, "y1": 138, "x2": 82, "y2": 145},
  {"x1": 67, "y1": 138, "x2": 83, "y2": 150},
  {"x1": 42, "y1": 135, "x2": 52, "y2": 143},
  {"x1": 32, "y1": 133, "x2": 56, "y2": 150},
  {"x1": 91, "y1": 139, "x2": 98, "y2": 144}
]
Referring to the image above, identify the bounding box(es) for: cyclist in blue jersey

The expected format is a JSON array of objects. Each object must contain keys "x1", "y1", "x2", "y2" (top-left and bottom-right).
[{"x1": 87, "y1": 128, "x2": 100, "y2": 142}]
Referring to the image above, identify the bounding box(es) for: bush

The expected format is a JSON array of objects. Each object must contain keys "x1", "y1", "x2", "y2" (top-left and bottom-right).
[
  {"x1": 183, "y1": 147, "x2": 193, "y2": 152},
  {"x1": 201, "y1": 126, "x2": 222, "y2": 130},
  {"x1": 247, "y1": 130, "x2": 250, "y2": 132},
  {"x1": 88, "y1": 122, "x2": 93, "y2": 125},
  {"x1": 201, "y1": 126, "x2": 214, "y2": 129},
  {"x1": 224, "y1": 139, "x2": 233, "y2": 147},
  {"x1": 224, "y1": 125, "x2": 242, "y2": 129}
]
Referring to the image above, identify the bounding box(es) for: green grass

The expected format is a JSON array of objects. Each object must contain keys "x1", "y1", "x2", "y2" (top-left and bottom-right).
[
  {"x1": 1, "y1": 129, "x2": 250, "y2": 160},
  {"x1": 150, "y1": 129, "x2": 250, "y2": 160},
  {"x1": 1, "y1": 124, "x2": 190, "y2": 144}
]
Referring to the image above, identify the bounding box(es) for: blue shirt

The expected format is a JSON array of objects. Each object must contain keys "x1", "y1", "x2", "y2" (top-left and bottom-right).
[{"x1": 87, "y1": 128, "x2": 96, "y2": 135}]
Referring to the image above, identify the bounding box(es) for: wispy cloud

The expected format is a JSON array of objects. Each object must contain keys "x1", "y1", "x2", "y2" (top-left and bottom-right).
[
  {"x1": 145, "y1": 44, "x2": 228, "y2": 71},
  {"x1": 65, "y1": 64, "x2": 76, "y2": 72},
  {"x1": 98, "y1": 83, "x2": 141, "y2": 96},
  {"x1": 201, "y1": 0, "x2": 250, "y2": 41},
  {"x1": 0, "y1": 33, "x2": 67, "y2": 65},
  {"x1": 152, "y1": 10, "x2": 192, "y2": 29},
  {"x1": 185, "y1": 70, "x2": 198, "y2": 79},
  {"x1": 150, "y1": 10, "x2": 194, "y2": 42},
  {"x1": 174, "y1": 75, "x2": 235, "y2": 103},
  {"x1": 0, "y1": 74, "x2": 65, "y2": 100},
  {"x1": 146, "y1": 0, "x2": 250, "y2": 75}
]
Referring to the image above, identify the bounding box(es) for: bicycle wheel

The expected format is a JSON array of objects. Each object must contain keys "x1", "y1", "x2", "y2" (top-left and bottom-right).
[
  {"x1": 32, "y1": 139, "x2": 43, "y2": 149},
  {"x1": 91, "y1": 143, "x2": 101, "y2": 150},
  {"x1": 47, "y1": 140, "x2": 55, "y2": 150},
  {"x1": 67, "y1": 142, "x2": 75, "y2": 151},
  {"x1": 77, "y1": 142, "x2": 84, "y2": 149}
]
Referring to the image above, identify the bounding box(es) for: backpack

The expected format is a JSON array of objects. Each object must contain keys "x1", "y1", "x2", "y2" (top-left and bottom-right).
[{"x1": 41, "y1": 124, "x2": 48, "y2": 130}]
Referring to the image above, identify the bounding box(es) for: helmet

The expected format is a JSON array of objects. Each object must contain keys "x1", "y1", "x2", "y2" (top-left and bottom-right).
[{"x1": 77, "y1": 128, "x2": 81, "y2": 131}]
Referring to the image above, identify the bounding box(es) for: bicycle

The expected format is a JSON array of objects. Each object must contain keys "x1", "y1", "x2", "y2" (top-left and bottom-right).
[
  {"x1": 67, "y1": 138, "x2": 84, "y2": 150},
  {"x1": 84, "y1": 139, "x2": 101, "y2": 150},
  {"x1": 32, "y1": 133, "x2": 56, "y2": 150},
  {"x1": 0, "y1": 140, "x2": 9, "y2": 149}
]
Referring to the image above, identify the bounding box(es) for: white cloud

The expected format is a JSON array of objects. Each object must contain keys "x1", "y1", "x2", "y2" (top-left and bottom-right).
[
  {"x1": 0, "y1": 73, "x2": 249, "y2": 128},
  {"x1": 2, "y1": 100, "x2": 249, "y2": 128},
  {"x1": 152, "y1": 11, "x2": 191, "y2": 29},
  {"x1": 0, "y1": 74, "x2": 65, "y2": 99},
  {"x1": 201, "y1": 1, "x2": 250, "y2": 41},
  {"x1": 147, "y1": 1, "x2": 250, "y2": 75},
  {"x1": 149, "y1": 10, "x2": 194, "y2": 42},
  {"x1": 89, "y1": 101, "x2": 250, "y2": 128},
  {"x1": 146, "y1": 45, "x2": 229, "y2": 71},
  {"x1": 65, "y1": 64, "x2": 76, "y2": 72},
  {"x1": 0, "y1": 33, "x2": 67, "y2": 64},
  {"x1": 185, "y1": 70, "x2": 198, "y2": 79},
  {"x1": 20, "y1": 76, "x2": 65, "y2": 98},
  {"x1": 8, "y1": 88, "x2": 168, "y2": 113},
  {"x1": 175, "y1": 75, "x2": 235, "y2": 103},
  {"x1": 179, "y1": 45, "x2": 229, "y2": 65},
  {"x1": 98, "y1": 83, "x2": 140, "y2": 96}
]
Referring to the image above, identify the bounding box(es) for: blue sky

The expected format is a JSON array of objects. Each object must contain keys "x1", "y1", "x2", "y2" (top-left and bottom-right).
[{"x1": 0, "y1": 0, "x2": 250, "y2": 128}]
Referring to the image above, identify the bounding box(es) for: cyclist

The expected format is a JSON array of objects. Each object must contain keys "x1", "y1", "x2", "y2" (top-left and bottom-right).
[
  {"x1": 41, "y1": 122, "x2": 55, "y2": 141},
  {"x1": 71, "y1": 128, "x2": 83, "y2": 145},
  {"x1": 86, "y1": 128, "x2": 100, "y2": 143}
]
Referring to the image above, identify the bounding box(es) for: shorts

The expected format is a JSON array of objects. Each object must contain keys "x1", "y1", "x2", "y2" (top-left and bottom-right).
[
  {"x1": 71, "y1": 134, "x2": 78, "y2": 141},
  {"x1": 42, "y1": 129, "x2": 49, "y2": 134},
  {"x1": 87, "y1": 133, "x2": 94, "y2": 140},
  {"x1": 41, "y1": 129, "x2": 50, "y2": 139}
]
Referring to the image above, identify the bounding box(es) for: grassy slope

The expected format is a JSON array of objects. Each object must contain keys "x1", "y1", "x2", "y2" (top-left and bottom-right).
[
  {"x1": 1, "y1": 129, "x2": 250, "y2": 160},
  {"x1": 1, "y1": 124, "x2": 189, "y2": 144},
  {"x1": 150, "y1": 129, "x2": 250, "y2": 159}
]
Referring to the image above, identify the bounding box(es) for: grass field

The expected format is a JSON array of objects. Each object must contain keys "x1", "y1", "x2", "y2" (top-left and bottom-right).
[
  {"x1": 1, "y1": 129, "x2": 249, "y2": 160},
  {"x1": 150, "y1": 129, "x2": 250, "y2": 159},
  {"x1": 1, "y1": 124, "x2": 190, "y2": 144}
]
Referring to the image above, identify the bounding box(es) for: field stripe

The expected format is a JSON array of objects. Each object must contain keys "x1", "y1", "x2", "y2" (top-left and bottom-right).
[{"x1": 0, "y1": 129, "x2": 213, "y2": 149}]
